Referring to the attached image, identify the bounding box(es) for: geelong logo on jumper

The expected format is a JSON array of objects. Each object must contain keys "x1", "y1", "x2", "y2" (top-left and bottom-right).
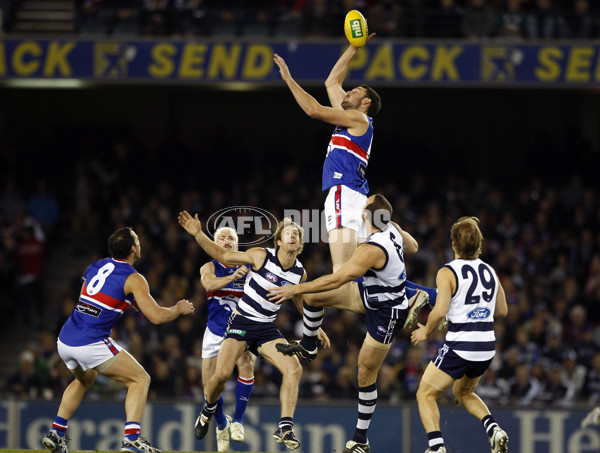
[
  {"x1": 467, "y1": 308, "x2": 491, "y2": 319},
  {"x1": 75, "y1": 302, "x2": 102, "y2": 317},
  {"x1": 266, "y1": 272, "x2": 278, "y2": 283},
  {"x1": 207, "y1": 206, "x2": 278, "y2": 246}
]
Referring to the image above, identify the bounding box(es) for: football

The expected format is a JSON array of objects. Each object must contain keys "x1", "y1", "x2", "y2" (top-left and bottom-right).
[{"x1": 344, "y1": 10, "x2": 368, "y2": 48}]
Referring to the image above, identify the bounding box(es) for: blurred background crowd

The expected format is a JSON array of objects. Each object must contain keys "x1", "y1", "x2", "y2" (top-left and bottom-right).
[
  {"x1": 1, "y1": 132, "x2": 599, "y2": 409},
  {"x1": 1, "y1": 0, "x2": 600, "y2": 40}
]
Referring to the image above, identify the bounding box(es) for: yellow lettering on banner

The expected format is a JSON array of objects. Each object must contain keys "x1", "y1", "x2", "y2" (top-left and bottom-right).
[
  {"x1": 0, "y1": 42, "x2": 5, "y2": 76},
  {"x1": 43, "y1": 41, "x2": 75, "y2": 77},
  {"x1": 365, "y1": 45, "x2": 394, "y2": 80},
  {"x1": 535, "y1": 47, "x2": 562, "y2": 81},
  {"x1": 12, "y1": 41, "x2": 42, "y2": 76},
  {"x1": 432, "y1": 46, "x2": 462, "y2": 81},
  {"x1": 149, "y1": 44, "x2": 177, "y2": 78},
  {"x1": 208, "y1": 44, "x2": 241, "y2": 79},
  {"x1": 400, "y1": 46, "x2": 429, "y2": 80},
  {"x1": 566, "y1": 47, "x2": 593, "y2": 82},
  {"x1": 348, "y1": 47, "x2": 368, "y2": 71},
  {"x1": 242, "y1": 45, "x2": 272, "y2": 79},
  {"x1": 179, "y1": 43, "x2": 207, "y2": 78}
]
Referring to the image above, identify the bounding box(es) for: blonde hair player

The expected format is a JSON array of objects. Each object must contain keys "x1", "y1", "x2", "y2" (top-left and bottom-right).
[
  {"x1": 411, "y1": 217, "x2": 509, "y2": 453},
  {"x1": 198, "y1": 226, "x2": 256, "y2": 451}
]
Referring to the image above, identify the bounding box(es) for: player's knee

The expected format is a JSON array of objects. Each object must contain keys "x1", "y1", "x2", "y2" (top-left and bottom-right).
[
  {"x1": 304, "y1": 293, "x2": 320, "y2": 307},
  {"x1": 452, "y1": 385, "x2": 472, "y2": 402},
  {"x1": 139, "y1": 369, "x2": 151, "y2": 389},
  {"x1": 213, "y1": 367, "x2": 233, "y2": 385},
  {"x1": 283, "y1": 360, "x2": 303, "y2": 382},
  {"x1": 416, "y1": 383, "x2": 435, "y2": 402}
]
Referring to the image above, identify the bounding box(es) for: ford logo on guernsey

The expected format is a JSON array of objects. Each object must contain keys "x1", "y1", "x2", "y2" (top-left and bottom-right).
[
  {"x1": 266, "y1": 272, "x2": 278, "y2": 283},
  {"x1": 207, "y1": 206, "x2": 278, "y2": 246},
  {"x1": 467, "y1": 308, "x2": 491, "y2": 319}
]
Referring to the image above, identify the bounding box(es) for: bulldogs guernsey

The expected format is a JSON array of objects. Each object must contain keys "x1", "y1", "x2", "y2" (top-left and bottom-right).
[
  {"x1": 205, "y1": 261, "x2": 249, "y2": 336},
  {"x1": 237, "y1": 248, "x2": 304, "y2": 323},
  {"x1": 444, "y1": 258, "x2": 500, "y2": 362},
  {"x1": 59, "y1": 258, "x2": 137, "y2": 346},
  {"x1": 362, "y1": 223, "x2": 408, "y2": 311},
  {"x1": 322, "y1": 117, "x2": 373, "y2": 195}
]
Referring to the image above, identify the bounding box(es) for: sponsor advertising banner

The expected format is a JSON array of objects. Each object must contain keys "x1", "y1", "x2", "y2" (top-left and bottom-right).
[
  {"x1": 1, "y1": 400, "x2": 598, "y2": 452},
  {"x1": 0, "y1": 39, "x2": 599, "y2": 86}
]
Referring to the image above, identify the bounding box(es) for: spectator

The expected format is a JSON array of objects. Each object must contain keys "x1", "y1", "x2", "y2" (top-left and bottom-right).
[
  {"x1": 2, "y1": 350, "x2": 45, "y2": 398},
  {"x1": 14, "y1": 223, "x2": 46, "y2": 328},
  {"x1": 462, "y1": 0, "x2": 496, "y2": 41},
  {"x1": 535, "y1": 366, "x2": 574, "y2": 407},
  {"x1": 494, "y1": 0, "x2": 528, "y2": 39},
  {"x1": 366, "y1": 0, "x2": 402, "y2": 38},
  {"x1": 26, "y1": 180, "x2": 59, "y2": 238},
  {"x1": 527, "y1": 0, "x2": 564, "y2": 39},
  {"x1": 427, "y1": 0, "x2": 465, "y2": 38},
  {"x1": 560, "y1": 0, "x2": 593, "y2": 39},
  {"x1": 506, "y1": 363, "x2": 541, "y2": 405}
]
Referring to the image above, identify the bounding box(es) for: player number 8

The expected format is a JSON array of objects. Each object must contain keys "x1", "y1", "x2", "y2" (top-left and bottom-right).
[{"x1": 87, "y1": 263, "x2": 116, "y2": 295}]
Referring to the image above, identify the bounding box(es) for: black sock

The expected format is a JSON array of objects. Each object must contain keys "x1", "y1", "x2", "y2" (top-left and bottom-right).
[
  {"x1": 482, "y1": 414, "x2": 499, "y2": 437},
  {"x1": 427, "y1": 430, "x2": 444, "y2": 450}
]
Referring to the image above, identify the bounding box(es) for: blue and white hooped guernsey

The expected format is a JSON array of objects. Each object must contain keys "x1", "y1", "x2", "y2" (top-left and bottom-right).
[
  {"x1": 362, "y1": 223, "x2": 408, "y2": 311},
  {"x1": 59, "y1": 258, "x2": 137, "y2": 347},
  {"x1": 444, "y1": 258, "x2": 500, "y2": 362},
  {"x1": 322, "y1": 116, "x2": 373, "y2": 195},
  {"x1": 237, "y1": 248, "x2": 304, "y2": 323},
  {"x1": 205, "y1": 260, "x2": 249, "y2": 337}
]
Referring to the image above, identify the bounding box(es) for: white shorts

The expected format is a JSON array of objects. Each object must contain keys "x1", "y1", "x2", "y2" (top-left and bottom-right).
[
  {"x1": 202, "y1": 327, "x2": 225, "y2": 359},
  {"x1": 324, "y1": 185, "x2": 367, "y2": 237},
  {"x1": 57, "y1": 338, "x2": 123, "y2": 371}
]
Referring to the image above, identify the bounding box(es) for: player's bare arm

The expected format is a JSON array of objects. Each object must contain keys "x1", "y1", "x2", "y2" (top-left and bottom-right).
[
  {"x1": 125, "y1": 273, "x2": 194, "y2": 324},
  {"x1": 390, "y1": 221, "x2": 419, "y2": 254},
  {"x1": 178, "y1": 210, "x2": 266, "y2": 269},
  {"x1": 267, "y1": 244, "x2": 383, "y2": 303},
  {"x1": 274, "y1": 53, "x2": 369, "y2": 131},
  {"x1": 325, "y1": 45, "x2": 360, "y2": 108},
  {"x1": 411, "y1": 267, "x2": 453, "y2": 345},
  {"x1": 200, "y1": 262, "x2": 249, "y2": 292},
  {"x1": 495, "y1": 282, "x2": 508, "y2": 317},
  {"x1": 325, "y1": 37, "x2": 375, "y2": 108}
]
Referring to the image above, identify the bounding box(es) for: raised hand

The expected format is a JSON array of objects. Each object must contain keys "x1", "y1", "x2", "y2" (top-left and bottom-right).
[{"x1": 178, "y1": 211, "x2": 201, "y2": 237}]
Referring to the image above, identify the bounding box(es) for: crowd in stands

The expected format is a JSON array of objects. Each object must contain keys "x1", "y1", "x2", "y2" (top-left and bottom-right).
[
  {"x1": 1, "y1": 0, "x2": 599, "y2": 39},
  {"x1": 1, "y1": 134, "x2": 599, "y2": 409}
]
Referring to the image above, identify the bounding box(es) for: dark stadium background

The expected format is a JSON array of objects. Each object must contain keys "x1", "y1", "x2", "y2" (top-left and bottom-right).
[{"x1": 2, "y1": 86, "x2": 599, "y2": 189}]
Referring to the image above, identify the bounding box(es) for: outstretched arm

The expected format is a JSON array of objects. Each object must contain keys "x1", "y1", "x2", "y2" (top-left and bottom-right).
[
  {"x1": 178, "y1": 211, "x2": 265, "y2": 269},
  {"x1": 125, "y1": 273, "x2": 194, "y2": 324},
  {"x1": 325, "y1": 45, "x2": 360, "y2": 109},
  {"x1": 274, "y1": 53, "x2": 368, "y2": 129},
  {"x1": 268, "y1": 243, "x2": 382, "y2": 302}
]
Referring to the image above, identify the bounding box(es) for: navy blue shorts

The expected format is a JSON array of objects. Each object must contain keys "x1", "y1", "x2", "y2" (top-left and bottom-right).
[
  {"x1": 359, "y1": 285, "x2": 408, "y2": 345},
  {"x1": 223, "y1": 313, "x2": 284, "y2": 357},
  {"x1": 432, "y1": 343, "x2": 492, "y2": 380}
]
